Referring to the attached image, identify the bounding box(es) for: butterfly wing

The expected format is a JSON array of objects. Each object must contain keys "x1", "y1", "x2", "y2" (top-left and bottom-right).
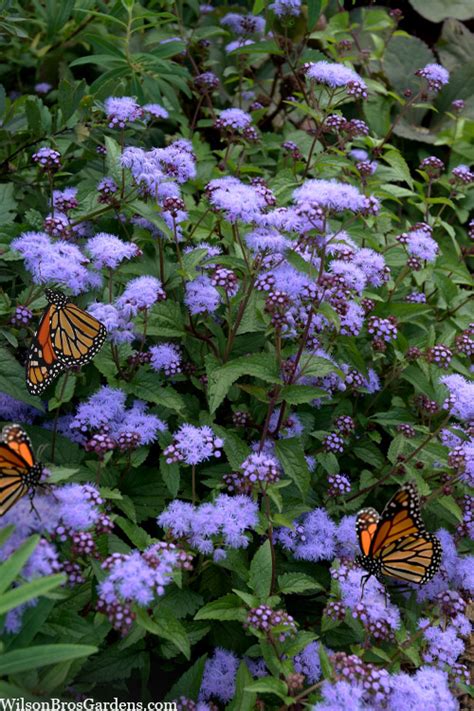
[
  {"x1": 26, "y1": 304, "x2": 65, "y2": 395},
  {"x1": 50, "y1": 303, "x2": 107, "y2": 366},
  {"x1": 0, "y1": 425, "x2": 42, "y2": 516},
  {"x1": 356, "y1": 507, "x2": 380, "y2": 556},
  {"x1": 378, "y1": 531, "x2": 442, "y2": 584},
  {"x1": 368, "y1": 482, "x2": 441, "y2": 585}
]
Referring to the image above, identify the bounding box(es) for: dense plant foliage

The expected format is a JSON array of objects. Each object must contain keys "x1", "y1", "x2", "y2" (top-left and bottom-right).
[{"x1": 0, "y1": 0, "x2": 473, "y2": 707}]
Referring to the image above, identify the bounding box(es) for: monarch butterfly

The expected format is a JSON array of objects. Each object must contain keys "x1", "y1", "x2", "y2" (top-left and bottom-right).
[
  {"x1": 356, "y1": 482, "x2": 442, "y2": 586},
  {"x1": 26, "y1": 289, "x2": 107, "y2": 395},
  {"x1": 0, "y1": 424, "x2": 43, "y2": 515}
]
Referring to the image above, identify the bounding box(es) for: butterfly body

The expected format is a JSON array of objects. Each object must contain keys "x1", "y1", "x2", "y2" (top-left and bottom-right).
[
  {"x1": 356, "y1": 482, "x2": 442, "y2": 586},
  {"x1": 0, "y1": 425, "x2": 43, "y2": 516},
  {"x1": 26, "y1": 289, "x2": 107, "y2": 395}
]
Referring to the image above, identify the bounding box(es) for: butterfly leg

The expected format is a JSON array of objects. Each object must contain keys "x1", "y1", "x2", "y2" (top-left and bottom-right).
[
  {"x1": 360, "y1": 573, "x2": 370, "y2": 599},
  {"x1": 29, "y1": 492, "x2": 42, "y2": 522}
]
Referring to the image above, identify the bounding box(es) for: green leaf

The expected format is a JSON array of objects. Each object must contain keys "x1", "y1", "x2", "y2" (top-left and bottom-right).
[
  {"x1": 124, "y1": 371, "x2": 185, "y2": 414},
  {"x1": 383, "y1": 150, "x2": 414, "y2": 189},
  {"x1": 307, "y1": 0, "x2": 322, "y2": 31},
  {"x1": 160, "y1": 457, "x2": 180, "y2": 497},
  {"x1": 0, "y1": 184, "x2": 17, "y2": 224},
  {"x1": 136, "y1": 609, "x2": 190, "y2": 660},
  {"x1": 408, "y1": 0, "x2": 474, "y2": 22},
  {"x1": 213, "y1": 425, "x2": 250, "y2": 469},
  {"x1": 0, "y1": 645, "x2": 97, "y2": 675},
  {"x1": 277, "y1": 572, "x2": 323, "y2": 594},
  {"x1": 249, "y1": 540, "x2": 273, "y2": 599},
  {"x1": 148, "y1": 300, "x2": 185, "y2": 337},
  {"x1": 298, "y1": 354, "x2": 341, "y2": 379},
  {"x1": 245, "y1": 677, "x2": 288, "y2": 701},
  {"x1": 165, "y1": 654, "x2": 207, "y2": 702},
  {"x1": 319, "y1": 644, "x2": 333, "y2": 679},
  {"x1": 274, "y1": 438, "x2": 310, "y2": 497},
  {"x1": 207, "y1": 353, "x2": 280, "y2": 414},
  {"x1": 228, "y1": 661, "x2": 257, "y2": 711},
  {"x1": 0, "y1": 574, "x2": 65, "y2": 615},
  {"x1": 194, "y1": 594, "x2": 246, "y2": 621},
  {"x1": 0, "y1": 348, "x2": 44, "y2": 410},
  {"x1": 279, "y1": 385, "x2": 328, "y2": 405},
  {"x1": 353, "y1": 443, "x2": 385, "y2": 468},
  {"x1": 114, "y1": 516, "x2": 152, "y2": 550},
  {"x1": 0, "y1": 535, "x2": 40, "y2": 594},
  {"x1": 383, "y1": 35, "x2": 434, "y2": 97}
]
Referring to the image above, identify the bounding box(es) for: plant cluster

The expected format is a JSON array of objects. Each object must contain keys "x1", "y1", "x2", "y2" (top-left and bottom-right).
[{"x1": 0, "y1": 0, "x2": 472, "y2": 708}]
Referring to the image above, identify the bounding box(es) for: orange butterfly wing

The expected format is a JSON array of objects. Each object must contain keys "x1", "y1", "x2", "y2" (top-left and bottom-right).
[
  {"x1": 357, "y1": 482, "x2": 442, "y2": 585},
  {"x1": 0, "y1": 425, "x2": 42, "y2": 516},
  {"x1": 26, "y1": 290, "x2": 107, "y2": 395},
  {"x1": 26, "y1": 304, "x2": 65, "y2": 395}
]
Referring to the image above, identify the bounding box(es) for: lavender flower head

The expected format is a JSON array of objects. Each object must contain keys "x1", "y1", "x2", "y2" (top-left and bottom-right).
[
  {"x1": 388, "y1": 666, "x2": 457, "y2": 711},
  {"x1": 86, "y1": 233, "x2": 141, "y2": 270},
  {"x1": 165, "y1": 424, "x2": 223, "y2": 465},
  {"x1": 11, "y1": 231, "x2": 101, "y2": 295},
  {"x1": 185, "y1": 275, "x2": 220, "y2": 315},
  {"x1": 104, "y1": 96, "x2": 143, "y2": 128},
  {"x1": 149, "y1": 343, "x2": 182, "y2": 376},
  {"x1": 206, "y1": 176, "x2": 268, "y2": 223},
  {"x1": 245, "y1": 227, "x2": 291, "y2": 253},
  {"x1": 406, "y1": 228, "x2": 439, "y2": 263},
  {"x1": 276, "y1": 509, "x2": 337, "y2": 562},
  {"x1": 293, "y1": 180, "x2": 379, "y2": 215},
  {"x1": 0, "y1": 393, "x2": 41, "y2": 424},
  {"x1": 200, "y1": 648, "x2": 239, "y2": 703},
  {"x1": 116, "y1": 276, "x2": 166, "y2": 315},
  {"x1": 143, "y1": 103, "x2": 169, "y2": 120},
  {"x1": 293, "y1": 641, "x2": 321, "y2": 684},
  {"x1": 87, "y1": 302, "x2": 135, "y2": 344},
  {"x1": 415, "y1": 63, "x2": 450, "y2": 92},
  {"x1": 35, "y1": 82, "x2": 52, "y2": 94},
  {"x1": 305, "y1": 61, "x2": 367, "y2": 98},
  {"x1": 270, "y1": 0, "x2": 301, "y2": 17},
  {"x1": 53, "y1": 187, "x2": 78, "y2": 212},
  {"x1": 440, "y1": 374, "x2": 474, "y2": 422},
  {"x1": 221, "y1": 13, "x2": 265, "y2": 36},
  {"x1": 157, "y1": 495, "x2": 259, "y2": 554},
  {"x1": 215, "y1": 108, "x2": 252, "y2": 131}
]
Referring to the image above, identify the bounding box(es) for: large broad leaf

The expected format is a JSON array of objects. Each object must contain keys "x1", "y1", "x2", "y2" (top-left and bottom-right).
[
  {"x1": 249, "y1": 540, "x2": 273, "y2": 600},
  {"x1": 383, "y1": 35, "x2": 434, "y2": 97},
  {"x1": 0, "y1": 645, "x2": 97, "y2": 675},
  {"x1": 275, "y1": 438, "x2": 311, "y2": 497},
  {"x1": 136, "y1": 609, "x2": 190, "y2": 660},
  {"x1": 194, "y1": 594, "x2": 246, "y2": 621},
  {"x1": 207, "y1": 353, "x2": 280, "y2": 414},
  {"x1": 437, "y1": 19, "x2": 474, "y2": 72},
  {"x1": 0, "y1": 348, "x2": 44, "y2": 410},
  {"x1": 435, "y1": 59, "x2": 474, "y2": 122},
  {"x1": 408, "y1": 0, "x2": 474, "y2": 22},
  {"x1": 0, "y1": 184, "x2": 17, "y2": 223}
]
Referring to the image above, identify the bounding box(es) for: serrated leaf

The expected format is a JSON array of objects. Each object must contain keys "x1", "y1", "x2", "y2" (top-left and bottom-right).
[
  {"x1": 278, "y1": 573, "x2": 323, "y2": 594},
  {"x1": 249, "y1": 540, "x2": 273, "y2": 599},
  {"x1": 194, "y1": 594, "x2": 246, "y2": 621},
  {"x1": 245, "y1": 677, "x2": 288, "y2": 701},
  {"x1": 207, "y1": 353, "x2": 280, "y2": 414},
  {"x1": 275, "y1": 438, "x2": 310, "y2": 497},
  {"x1": 136, "y1": 609, "x2": 190, "y2": 660}
]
